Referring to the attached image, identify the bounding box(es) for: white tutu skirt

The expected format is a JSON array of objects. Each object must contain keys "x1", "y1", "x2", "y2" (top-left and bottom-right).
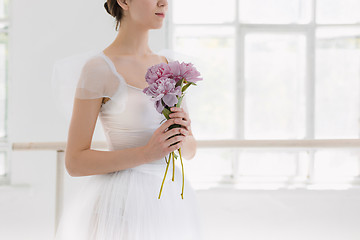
[{"x1": 54, "y1": 161, "x2": 204, "y2": 240}]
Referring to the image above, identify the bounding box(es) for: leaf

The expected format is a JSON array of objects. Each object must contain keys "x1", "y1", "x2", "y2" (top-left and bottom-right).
[
  {"x1": 182, "y1": 82, "x2": 192, "y2": 92},
  {"x1": 162, "y1": 107, "x2": 171, "y2": 119},
  {"x1": 176, "y1": 95, "x2": 184, "y2": 107},
  {"x1": 175, "y1": 78, "x2": 184, "y2": 88}
]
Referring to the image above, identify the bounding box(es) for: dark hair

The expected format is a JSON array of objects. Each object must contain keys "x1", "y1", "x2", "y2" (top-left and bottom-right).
[{"x1": 104, "y1": 1, "x2": 124, "y2": 31}]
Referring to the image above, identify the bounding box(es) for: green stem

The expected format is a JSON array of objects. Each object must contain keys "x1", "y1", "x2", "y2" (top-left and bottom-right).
[
  {"x1": 158, "y1": 152, "x2": 172, "y2": 199},
  {"x1": 179, "y1": 148, "x2": 185, "y2": 199},
  {"x1": 165, "y1": 154, "x2": 169, "y2": 164}
]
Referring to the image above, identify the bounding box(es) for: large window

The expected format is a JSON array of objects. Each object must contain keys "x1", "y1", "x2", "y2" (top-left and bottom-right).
[
  {"x1": 169, "y1": 0, "x2": 360, "y2": 189},
  {"x1": 0, "y1": 0, "x2": 10, "y2": 184}
]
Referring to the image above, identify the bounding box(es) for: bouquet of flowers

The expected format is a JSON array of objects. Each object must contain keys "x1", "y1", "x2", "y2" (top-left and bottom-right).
[{"x1": 143, "y1": 59, "x2": 202, "y2": 199}]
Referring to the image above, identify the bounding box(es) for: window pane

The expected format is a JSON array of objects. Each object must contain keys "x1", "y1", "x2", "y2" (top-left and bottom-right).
[
  {"x1": 239, "y1": 0, "x2": 312, "y2": 24},
  {"x1": 0, "y1": 28, "x2": 7, "y2": 139},
  {"x1": 314, "y1": 150, "x2": 359, "y2": 179},
  {"x1": 0, "y1": 152, "x2": 6, "y2": 176},
  {"x1": 315, "y1": 28, "x2": 360, "y2": 138},
  {"x1": 173, "y1": 27, "x2": 236, "y2": 139},
  {"x1": 237, "y1": 150, "x2": 299, "y2": 176},
  {"x1": 184, "y1": 148, "x2": 233, "y2": 189},
  {"x1": 244, "y1": 33, "x2": 306, "y2": 139},
  {"x1": 317, "y1": 0, "x2": 360, "y2": 24},
  {"x1": 0, "y1": 0, "x2": 9, "y2": 19},
  {"x1": 173, "y1": 0, "x2": 235, "y2": 24}
]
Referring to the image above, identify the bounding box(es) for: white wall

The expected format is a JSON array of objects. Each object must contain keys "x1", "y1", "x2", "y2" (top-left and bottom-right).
[
  {"x1": 2, "y1": 0, "x2": 360, "y2": 240},
  {"x1": 1, "y1": 0, "x2": 167, "y2": 239}
]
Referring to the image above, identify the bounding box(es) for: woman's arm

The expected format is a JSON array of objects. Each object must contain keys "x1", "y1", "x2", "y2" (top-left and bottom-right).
[
  {"x1": 65, "y1": 97, "x2": 149, "y2": 177},
  {"x1": 181, "y1": 133, "x2": 197, "y2": 160}
]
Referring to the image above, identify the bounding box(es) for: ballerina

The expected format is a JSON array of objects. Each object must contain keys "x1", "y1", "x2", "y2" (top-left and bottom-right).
[{"x1": 53, "y1": 0, "x2": 204, "y2": 239}]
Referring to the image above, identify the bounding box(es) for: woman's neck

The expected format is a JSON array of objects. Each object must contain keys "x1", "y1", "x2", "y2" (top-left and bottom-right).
[{"x1": 109, "y1": 23, "x2": 153, "y2": 56}]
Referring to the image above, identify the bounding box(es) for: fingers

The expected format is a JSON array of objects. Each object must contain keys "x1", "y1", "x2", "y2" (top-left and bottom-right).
[
  {"x1": 162, "y1": 127, "x2": 189, "y2": 141},
  {"x1": 166, "y1": 134, "x2": 185, "y2": 146},
  {"x1": 170, "y1": 107, "x2": 185, "y2": 113},
  {"x1": 172, "y1": 118, "x2": 191, "y2": 131},
  {"x1": 156, "y1": 107, "x2": 191, "y2": 149},
  {"x1": 169, "y1": 108, "x2": 191, "y2": 131},
  {"x1": 158, "y1": 118, "x2": 176, "y2": 133},
  {"x1": 169, "y1": 141, "x2": 183, "y2": 152},
  {"x1": 169, "y1": 108, "x2": 189, "y2": 121}
]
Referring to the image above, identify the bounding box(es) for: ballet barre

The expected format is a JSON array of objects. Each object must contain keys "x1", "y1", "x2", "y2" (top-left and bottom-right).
[{"x1": 11, "y1": 138, "x2": 360, "y2": 236}]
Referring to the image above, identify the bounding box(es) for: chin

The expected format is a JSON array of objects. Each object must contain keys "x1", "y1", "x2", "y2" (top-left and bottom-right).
[{"x1": 150, "y1": 23, "x2": 163, "y2": 30}]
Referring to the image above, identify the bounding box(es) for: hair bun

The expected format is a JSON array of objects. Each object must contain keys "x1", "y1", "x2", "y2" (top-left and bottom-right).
[
  {"x1": 103, "y1": 0, "x2": 123, "y2": 31},
  {"x1": 104, "y1": 2, "x2": 111, "y2": 15}
]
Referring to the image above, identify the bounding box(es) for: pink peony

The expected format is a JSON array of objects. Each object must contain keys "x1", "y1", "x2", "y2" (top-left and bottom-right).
[
  {"x1": 145, "y1": 63, "x2": 172, "y2": 85},
  {"x1": 143, "y1": 77, "x2": 182, "y2": 113},
  {"x1": 167, "y1": 61, "x2": 202, "y2": 83},
  {"x1": 179, "y1": 62, "x2": 203, "y2": 83},
  {"x1": 143, "y1": 59, "x2": 203, "y2": 114},
  {"x1": 142, "y1": 58, "x2": 203, "y2": 200}
]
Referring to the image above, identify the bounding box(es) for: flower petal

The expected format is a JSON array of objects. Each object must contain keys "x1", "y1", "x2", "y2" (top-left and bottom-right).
[{"x1": 162, "y1": 93, "x2": 178, "y2": 107}]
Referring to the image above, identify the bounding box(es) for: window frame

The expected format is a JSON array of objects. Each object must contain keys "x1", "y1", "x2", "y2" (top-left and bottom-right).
[
  {"x1": 166, "y1": 0, "x2": 360, "y2": 188},
  {"x1": 0, "y1": 0, "x2": 10, "y2": 185}
]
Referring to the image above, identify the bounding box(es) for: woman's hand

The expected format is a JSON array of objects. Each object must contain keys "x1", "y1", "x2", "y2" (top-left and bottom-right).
[
  {"x1": 143, "y1": 115, "x2": 190, "y2": 163},
  {"x1": 169, "y1": 106, "x2": 196, "y2": 160},
  {"x1": 168, "y1": 107, "x2": 192, "y2": 133}
]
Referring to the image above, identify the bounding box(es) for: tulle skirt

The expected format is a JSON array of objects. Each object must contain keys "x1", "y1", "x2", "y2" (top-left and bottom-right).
[{"x1": 54, "y1": 160, "x2": 204, "y2": 240}]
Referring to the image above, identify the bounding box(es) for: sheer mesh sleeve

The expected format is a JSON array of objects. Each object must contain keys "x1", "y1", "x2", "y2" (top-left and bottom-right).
[
  {"x1": 51, "y1": 51, "x2": 129, "y2": 123},
  {"x1": 75, "y1": 55, "x2": 120, "y2": 100}
]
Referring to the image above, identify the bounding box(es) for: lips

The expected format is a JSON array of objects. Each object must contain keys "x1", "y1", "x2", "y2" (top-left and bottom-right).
[{"x1": 155, "y1": 13, "x2": 165, "y2": 16}]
